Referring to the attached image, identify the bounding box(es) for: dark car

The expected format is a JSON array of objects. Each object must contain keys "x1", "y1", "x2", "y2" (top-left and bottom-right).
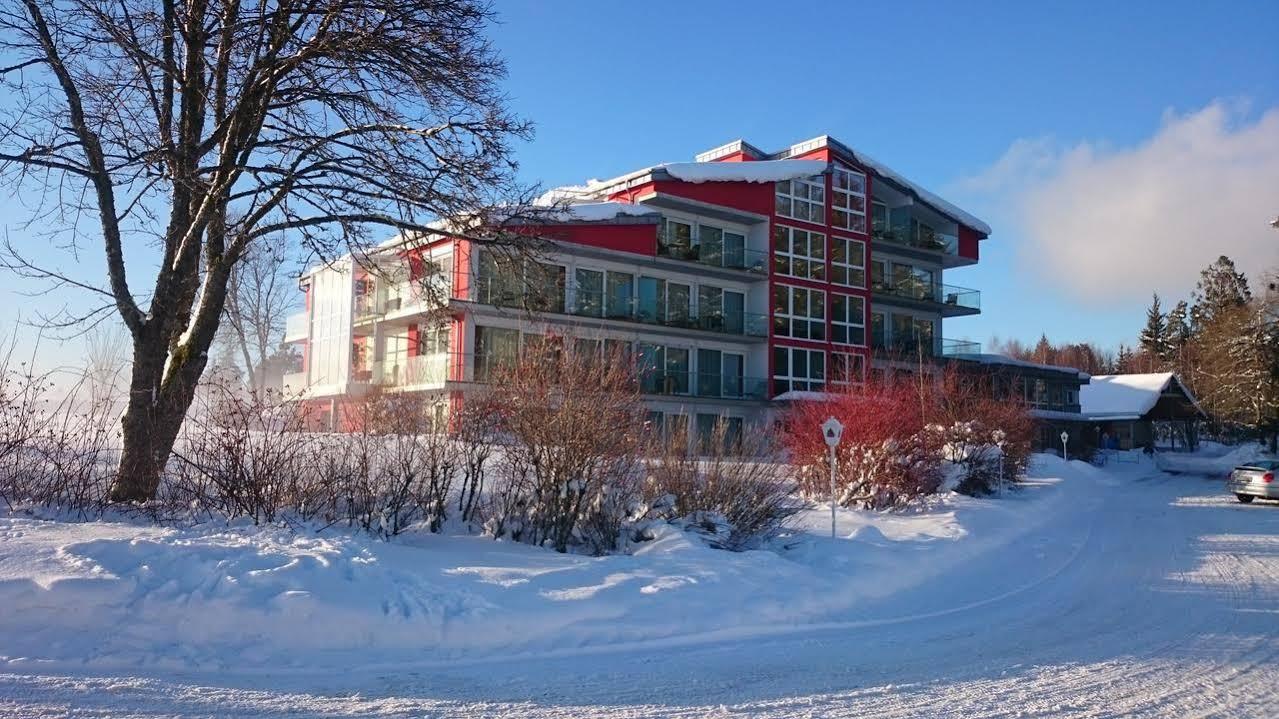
[{"x1": 1227, "y1": 460, "x2": 1279, "y2": 503}]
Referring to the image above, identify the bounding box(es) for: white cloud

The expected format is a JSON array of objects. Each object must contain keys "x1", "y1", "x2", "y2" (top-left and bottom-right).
[{"x1": 956, "y1": 102, "x2": 1279, "y2": 306}]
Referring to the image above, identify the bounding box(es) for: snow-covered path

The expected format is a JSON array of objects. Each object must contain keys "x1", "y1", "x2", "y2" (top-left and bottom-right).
[{"x1": 2, "y1": 466, "x2": 1277, "y2": 718}]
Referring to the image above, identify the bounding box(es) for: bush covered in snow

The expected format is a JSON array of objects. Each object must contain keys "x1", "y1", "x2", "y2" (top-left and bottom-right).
[{"x1": 641, "y1": 423, "x2": 801, "y2": 550}]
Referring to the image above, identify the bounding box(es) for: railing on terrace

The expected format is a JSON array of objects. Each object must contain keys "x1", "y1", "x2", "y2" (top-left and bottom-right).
[
  {"x1": 870, "y1": 334, "x2": 981, "y2": 359},
  {"x1": 284, "y1": 312, "x2": 309, "y2": 341},
  {"x1": 470, "y1": 277, "x2": 770, "y2": 339},
  {"x1": 872, "y1": 227, "x2": 959, "y2": 255},
  {"x1": 362, "y1": 351, "x2": 769, "y2": 400},
  {"x1": 871, "y1": 279, "x2": 980, "y2": 311},
  {"x1": 656, "y1": 233, "x2": 769, "y2": 274}
]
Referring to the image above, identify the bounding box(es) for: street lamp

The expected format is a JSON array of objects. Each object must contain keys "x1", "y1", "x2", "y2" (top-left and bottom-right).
[
  {"x1": 822, "y1": 417, "x2": 844, "y2": 539},
  {"x1": 1060, "y1": 430, "x2": 1070, "y2": 461}
]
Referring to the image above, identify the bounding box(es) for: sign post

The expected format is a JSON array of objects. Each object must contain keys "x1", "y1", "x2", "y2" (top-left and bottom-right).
[
  {"x1": 1060, "y1": 430, "x2": 1070, "y2": 461},
  {"x1": 822, "y1": 417, "x2": 844, "y2": 539}
]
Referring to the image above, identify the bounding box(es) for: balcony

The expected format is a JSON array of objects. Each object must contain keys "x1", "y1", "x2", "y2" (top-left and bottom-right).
[
  {"x1": 470, "y1": 277, "x2": 770, "y2": 340},
  {"x1": 871, "y1": 279, "x2": 981, "y2": 316},
  {"x1": 284, "y1": 312, "x2": 309, "y2": 343},
  {"x1": 872, "y1": 226, "x2": 958, "y2": 255},
  {"x1": 373, "y1": 353, "x2": 452, "y2": 388},
  {"x1": 871, "y1": 334, "x2": 981, "y2": 360},
  {"x1": 656, "y1": 234, "x2": 768, "y2": 274},
  {"x1": 280, "y1": 371, "x2": 308, "y2": 393},
  {"x1": 642, "y1": 371, "x2": 770, "y2": 401}
]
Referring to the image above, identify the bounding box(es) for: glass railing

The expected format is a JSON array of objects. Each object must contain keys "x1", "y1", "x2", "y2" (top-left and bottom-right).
[
  {"x1": 871, "y1": 227, "x2": 959, "y2": 255},
  {"x1": 870, "y1": 334, "x2": 981, "y2": 359},
  {"x1": 571, "y1": 288, "x2": 769, "y2": 337},
  {"x1": 469, "y1": 277, "x2": 769, "y2": 338},
  {"x1": 871, "y1": 280, "x2": 980, "y2": 311},
  {"x1": 657, "y1": 234, "x2": 769, "y2": 274},
  {"x1": 373, "y1": 353, "x2": 453, "y2": 388},
  {"x1": 284, "y1": 312, "x2": 309, "y2": 341},
  {"x1": 640, "y1": 370, "x2": 769, "y2": 400}
]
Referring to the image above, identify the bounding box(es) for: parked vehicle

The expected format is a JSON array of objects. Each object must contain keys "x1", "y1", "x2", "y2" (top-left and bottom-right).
[{"x1": 1227, "y1": 460, "x2": 1279, "y2": 503}]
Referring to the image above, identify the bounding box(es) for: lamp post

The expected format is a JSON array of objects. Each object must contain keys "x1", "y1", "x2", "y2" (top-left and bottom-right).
[
  {"x1": 821, "y1": 417, "x2": 844, "y2": 538},
  {"x1": 1060, "y1": 430, "x2": 1070, "y2": 461},
  {"x1": 996, "y1": 437, "x2": 1006, "y2": 496}
]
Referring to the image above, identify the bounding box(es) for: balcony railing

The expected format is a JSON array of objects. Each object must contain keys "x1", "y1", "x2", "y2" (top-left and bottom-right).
[
  {"x1": 872, "y1": 227, "x2": 959, "y2": 255},
  {"x1": 657, "y1": 234, "x2": 769, "y2": 274},
  {"x1": 470, "y1": 277, "x2": 769, "y2": 339},
  {"x1": 871, "y1": 334, "x2": 981, "y2": 359},
  {"x1": 284, "y1": 312, "x2": 309, "y2": 342},
  {"x1": 373, "y1": 353, "x2": 452, "y2": 388},
  {"x1": 872, "y1": 279, "x2": 981, "y2": 311}
]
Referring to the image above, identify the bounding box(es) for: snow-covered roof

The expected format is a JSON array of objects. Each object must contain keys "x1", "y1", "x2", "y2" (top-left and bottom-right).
[
  {"x1": 949, "y1": 353, "x2": 1090, "y2": 380},
  {"x1": 661, "y1": 159, "x2": 827, "y2": 184},
  {"x1": 1080, "y1": 373, "x2": 1204, "y2": 420},
  {"x1": 772, "y1": 390, "x2": 836, "y2": 402},
  {"x1": 545, "y1": 201, "x2": 662, "y2": 222}
]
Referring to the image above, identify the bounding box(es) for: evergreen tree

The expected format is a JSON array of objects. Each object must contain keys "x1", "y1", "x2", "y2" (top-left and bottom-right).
[
  {"x1": 1033, "y1": 334, "x2": 1052, "y2": 365},
  {"x1": 1138, "y1": 293, "x2": 1168, "y2": 360},
  {"x1": 1191, "y1": 255, "x2": 1251, "y2": 331},
  {"x1": 1166, "y1": 300, "x2": 1192, "y2": 353},
  {"x1": 1115, "y1": 344, "x2": 1135, "y2": 373}
]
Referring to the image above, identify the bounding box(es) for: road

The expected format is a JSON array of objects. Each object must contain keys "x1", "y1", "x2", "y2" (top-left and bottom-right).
[{"x1": 2, "y1": 466, "x2": 1277, "y2": 718}]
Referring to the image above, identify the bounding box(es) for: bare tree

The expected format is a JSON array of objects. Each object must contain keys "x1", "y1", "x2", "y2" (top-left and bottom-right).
[
  {"x1": 0, "y1": 0, "x2": 537, "y2": 500},
  {"x1": 221, "y1": 241, "x2": 297, "y2": 398}
]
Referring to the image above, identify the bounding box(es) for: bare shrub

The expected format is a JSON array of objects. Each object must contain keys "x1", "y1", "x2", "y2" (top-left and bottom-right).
[
  {"x1": 644, "y1": 423, "x2": 801, "y2": 550},
  {"x1": 454, "y1": 401, "x2": 498, "y2": 525},
  {"x1": 477, "y1": 341, "x2": 646, "y2": 554},
  {"x1": 171, "y1": 381, "x2": 316, "y2": 524}
]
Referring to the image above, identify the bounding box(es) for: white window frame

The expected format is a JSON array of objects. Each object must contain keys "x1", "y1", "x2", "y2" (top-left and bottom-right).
[
  {"x1": 831, "y1": 236, "x2": 866, "y2": 288},
  {"x1": 830, "y1": 351, "x2": 866, "y2": 386},
  {"x1": 831, "y1": 293, "x2": 866, "y2": 347},
  {"x1": 831, "y1": 166, "x2": 867, "y2": 233},
  {"x1": 774, "y1": 284, "x2": 825, "y2": 341},
  {"x1": 773, "y1": 346, "x2": 826, "y2": 394},
  {"x1": 773, "y1": 225, "x2": 826, "y2": 281},
  {"x1": 775, "y1": 175, "x2": 826, "y2": 224}
]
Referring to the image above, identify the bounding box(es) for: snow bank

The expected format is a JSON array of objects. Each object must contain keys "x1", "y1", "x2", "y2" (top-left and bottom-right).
[
  {"x1": 0, "y1": 458, "x2": 1100, "y2": 672},
  {"x1": 1156, "y1": 444, "x2": 1273, "y2": 477},
  {"x1": 549, "y1": 201, "x2": 661, "y2": 222}
]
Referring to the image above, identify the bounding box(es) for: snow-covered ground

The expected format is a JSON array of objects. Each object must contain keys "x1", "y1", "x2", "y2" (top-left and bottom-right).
[{"x1": 2, "y1": 453, "x2": 1277, "y2": 717}]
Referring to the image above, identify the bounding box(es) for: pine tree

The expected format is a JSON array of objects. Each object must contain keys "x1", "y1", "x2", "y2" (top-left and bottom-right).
[
  {"x1": 1033, "y1": 334, "x2": 1052, "y2": 365},
  {"x1": 1115, "y1": 344, "x2": 1135, "y2": 373},
  {"x1": 1138, "y1": 293, "x2": 1168, "y2": 361},
  {"x1": 1166, "y1": 300, "x2": 1191, "y2": 352},
  {"x1": 1191, "y1": 255, "x2": 1251, "y2": 331}
]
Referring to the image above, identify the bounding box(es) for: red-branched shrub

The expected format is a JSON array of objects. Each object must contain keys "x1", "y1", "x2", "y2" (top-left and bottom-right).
[
  {"x1": 783, "y1": 380, "x2": 943, "y2": 509},
  {"x1": 781, "y1": 368, "x2": 1035, "y2": 507}
]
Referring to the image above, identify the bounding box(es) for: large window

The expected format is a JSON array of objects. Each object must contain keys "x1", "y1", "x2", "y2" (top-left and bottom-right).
[
  {"x1": 637, "y1": 277, "x2": 691, "y2": 327},
  {"x1": 773, "y1": 225, "x2": 826, "y2": 280},
  {"x1": 659, "y1": 218, "x2": 749, "y2": 269},
  {"x1": 773, "y1": 284, "x2": 825, "y2": 340},
  {"x1": 697, "y1": 285, "x2": 746, "y2": 334},
  {"x1": 416, "y1": 323, "x2": 450, "y2": 355},
  {"x1": 476, "y1": 251, "x2": 564, "y2": 312},
  {"x1": 775, "y1": 175, "x2": 825, "y2": 223},
  {"x1": 831, "y1": 294, "x2": 866, "y2": 346},
  {"x1": 696, "y1": 348, "x2": 745, "y2": 399},
  {"x1": 573, "y1": 268, "x2": 632, "y2": 319},
  {"x1": 473, "y1": 325, "x2": 519, "y2": 380},
  {"x1": 831, "y1": 236, "x2": 866, "y2": 287},
  {"x1": 830, "y1": 352, "x2": 865, "y2": 386},
  {"x1": 773, "y1": 347, "x2": 825, "y2": 394},
  {"x1": 831, "y1": 166, "x2": 867, "y2": 232},
  {"x1": 638, "y1": 343, "x2": 690, "y2": 395}
]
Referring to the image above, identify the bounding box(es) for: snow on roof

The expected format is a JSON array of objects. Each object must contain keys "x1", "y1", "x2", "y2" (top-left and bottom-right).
[
  {"x1": 950, "y1": 353, "x2": 1090, "y2": 380},
  {"x1": 837, "y1": 147, "x2": 991, "y2": 236},
  {"x1": 546, "y1": 201, "x2": 662, "y2": 222},
  {"x1": 1080, "y1": 373, "x2": 1203, "y2": 419},
  {"x1": 772, "y1": 390, "x2": 836, "y2": 402},
  {"x1": 661, "y1": 159, "x2": 827, "y2": 184}
]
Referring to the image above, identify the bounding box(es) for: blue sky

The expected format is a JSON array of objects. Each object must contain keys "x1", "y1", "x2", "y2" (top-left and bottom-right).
[
  {"x1": 1, "y1": 0, "x2": 1276, "y2": 365},
  {"x1": 489, "y1": 0, "x2": 1279, "y2": 351}
]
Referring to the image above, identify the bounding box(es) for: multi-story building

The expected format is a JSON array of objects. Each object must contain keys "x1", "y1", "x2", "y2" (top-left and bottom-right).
[{"x1": 282, "y1": 135, "x2": 989, "y2": 440}]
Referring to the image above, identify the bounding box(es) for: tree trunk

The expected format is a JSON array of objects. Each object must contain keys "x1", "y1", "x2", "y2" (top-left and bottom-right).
[{"x1": 110, "y1": 331, "x2": 208, "y2": 502}]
